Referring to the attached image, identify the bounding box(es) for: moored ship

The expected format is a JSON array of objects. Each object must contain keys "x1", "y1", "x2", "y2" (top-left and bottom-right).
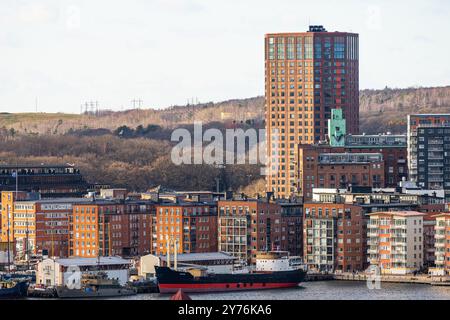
[
  {"x1": 155, "y1": 251, "x2": 306, "y2": 294},
  {"x1": 0, "y1": 279, "x2": 29, "y2": 299},
  {"x1": 56, "y1": 272, "x2": 136, "y2": 299}
]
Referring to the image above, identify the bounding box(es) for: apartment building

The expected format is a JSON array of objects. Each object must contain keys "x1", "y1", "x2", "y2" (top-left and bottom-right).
[
  {"x1": 280, "y1": 201, "x2": 303, "y2": 257},
  {"x1": 434, "y1": 213, "x2": 450, "y2": 274},
  {"x1": 70, "y1": 200, "x2": 155, "y2": 258},
  {"x1": 155, "y1": 202, "x2": 218, "y2": 255},
  {"x1": 299, "y1": 148, "x2": 385, "y2": 200},
  {"x1": 1, "y1": 191, "x2": 88, "y2": 259},
  {"x1": 407, "y1": 114, "x2": 450, "y2": 197},
  {"x1": 303, "y1": 202, "x2": 364, "y2": 272},
  {"x1": 367, "y1": 211, "x2": 425, "y2": 274},
  {"x1": 423, "y1": 214, "x2": 436, "y2": 268},
  {"x1": 217, "y1": 199, "x2": 282, "y2": 264},
  {"x1": 265, "y1": 25, "x2": 359, "y2": 199}
]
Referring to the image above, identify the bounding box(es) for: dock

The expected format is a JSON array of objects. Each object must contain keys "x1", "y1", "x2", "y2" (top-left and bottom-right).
[
  {"x1": 305, "y1": 274, "x2": 335, "y2": 281},
  {"x1": 334, "y1": 273, "x2": 450, "y2": 286}
]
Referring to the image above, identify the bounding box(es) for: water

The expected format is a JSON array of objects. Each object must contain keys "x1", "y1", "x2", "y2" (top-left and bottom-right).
[{"x1": 108, "y1": 281, "x2": 450, "y2": 300}]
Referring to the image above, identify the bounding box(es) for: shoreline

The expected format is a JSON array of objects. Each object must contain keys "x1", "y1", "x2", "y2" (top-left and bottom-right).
[{"x1": 305, "y1": 273, "x2": 450, "y2": 286}]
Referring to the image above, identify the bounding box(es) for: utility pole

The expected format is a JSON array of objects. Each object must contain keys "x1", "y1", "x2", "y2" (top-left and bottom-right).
[{"x1": 131, "y1": 99, "x2": 143, "y2": 109}]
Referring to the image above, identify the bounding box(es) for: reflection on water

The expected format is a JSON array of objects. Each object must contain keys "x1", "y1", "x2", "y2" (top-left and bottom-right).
[{"x1": 109, "y1": 281, "x2": 450, "y2": 300}]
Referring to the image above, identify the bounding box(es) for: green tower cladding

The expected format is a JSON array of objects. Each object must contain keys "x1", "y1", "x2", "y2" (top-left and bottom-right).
[{"x1": 328, "y1": 109, "x2": 346, "y2": 146}]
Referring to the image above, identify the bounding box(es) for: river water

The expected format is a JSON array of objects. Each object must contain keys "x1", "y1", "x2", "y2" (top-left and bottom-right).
[{"x1": 111, "y1": 281, "x2": 450, "y2": 300}]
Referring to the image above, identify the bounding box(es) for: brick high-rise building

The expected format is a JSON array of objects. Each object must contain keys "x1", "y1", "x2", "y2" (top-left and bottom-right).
[{"x1": 265, "y1": 25, "x2": 359, "y2": 199}]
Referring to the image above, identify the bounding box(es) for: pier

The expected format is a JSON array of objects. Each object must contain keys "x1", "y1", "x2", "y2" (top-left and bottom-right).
[{"x1": 334, "y1": 273, "x2": 450, "y2": 286}]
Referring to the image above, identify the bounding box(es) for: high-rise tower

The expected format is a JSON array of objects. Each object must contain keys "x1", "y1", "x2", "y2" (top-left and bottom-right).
[{"x1": 265, "y1": 25, "x2": 359, "y2": 198}]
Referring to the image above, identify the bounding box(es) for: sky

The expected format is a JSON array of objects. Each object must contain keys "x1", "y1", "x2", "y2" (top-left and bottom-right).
[{"x1": 0, "y1": 0, "x2": 449, "y2": 113}]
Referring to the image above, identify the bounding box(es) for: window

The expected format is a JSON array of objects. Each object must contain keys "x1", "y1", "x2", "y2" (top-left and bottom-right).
[
  {"x1": 305, "y1": 37, "x2": 313, "y2": 59},
  {"x1": 296, "y1": 37, "x2": 303, "y2": 59},
  {"x1": 334, "y1": 37, "x2": 345, "y2": 59},
  {"x1": 287, "y1": 37, "x2": 295, "y2": 60},
  {"x1": 277, "y1": 37, "x2": 285, "y2": 60},
  {"x1": 314, "y1": 39, "x2": 322, "y2": 59},
  {"x1": 268, "y1": 37, "x2": 275, "y2": 60}
]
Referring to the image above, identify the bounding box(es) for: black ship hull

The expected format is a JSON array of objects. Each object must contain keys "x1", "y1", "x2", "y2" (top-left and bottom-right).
[
  {"x1": 155, "y1": 266, "x2": 305, "y2": 294},
  {"x1": 0, "y1": 281, "x2": 29, "y2": 299}
]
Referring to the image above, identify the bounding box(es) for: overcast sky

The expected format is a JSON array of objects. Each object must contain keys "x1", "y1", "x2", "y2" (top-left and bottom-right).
[{"x1": 1, "y1": 0, "x2": 449, "y2": 113}]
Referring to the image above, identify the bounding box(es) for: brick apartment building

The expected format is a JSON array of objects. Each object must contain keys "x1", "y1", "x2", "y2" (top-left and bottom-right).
[
  {"x1": 1, "y1": 191, "x2": 88, "y2": 259},
  {"x1": 423, "y1": 214, "x2": 436, "y2": 268},
  {"x1": 280, "y1": 201, "x2": 303, "y2": 257},
  {"x1": 217, "y1": 199, "x2": 283, "y2": 264},
  {"x1": 154, "y1": 202, "x2": 218, "y2": 255},
  {"x1": 70, "y1": 200, "x2": 155, "y2": 258},
  {"x1": 298, "y1": 147, "x2": 385, "y2": 200},
  {"x1": 303, "y1": 202, "x2": 364, "y2": 272}
]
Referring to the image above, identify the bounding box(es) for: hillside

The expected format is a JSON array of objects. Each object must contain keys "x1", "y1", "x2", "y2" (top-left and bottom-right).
[
  {"x1": 359, "y1": 86, "x2": 450, "y2": 133},
  {"x1": 1, "y1": 86, "x2": 449, "y2": 193},
  {"x1": 1, "y1": 86, "x2": 449, "y2": 136}
]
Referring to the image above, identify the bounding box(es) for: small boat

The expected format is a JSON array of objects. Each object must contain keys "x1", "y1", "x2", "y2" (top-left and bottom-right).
[
  {"x1": 127, "y1": 278, "x2": 159, "y2": 293},
  {"x1": 27, "y1": 284, "x2": 57, "y2": 298},
  {"x1": 56, "y1": 272, "x2": 136, "y2": 299},
  {"x1": 0, "y1": 280, "x2": 29, "y2": 299}
]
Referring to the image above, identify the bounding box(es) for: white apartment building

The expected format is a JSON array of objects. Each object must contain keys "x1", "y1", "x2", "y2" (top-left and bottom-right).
[
  {"x1": 433, "y1": 213, "x2": 450, "y2": 275},
  {"x1": 367, "y1": 211, "x2": 425, "y2": 275}
]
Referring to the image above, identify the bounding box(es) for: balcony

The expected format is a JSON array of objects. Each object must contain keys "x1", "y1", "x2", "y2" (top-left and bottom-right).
[
  {"x1": 391, "y1": 241, "x2": 407, "y2": 246},
  {"x1": 392, "y1": 232, "x2": 407, "y2": 238},
  {"x1": 391, "y1": 224, "x2": 406, "y2": 229}
]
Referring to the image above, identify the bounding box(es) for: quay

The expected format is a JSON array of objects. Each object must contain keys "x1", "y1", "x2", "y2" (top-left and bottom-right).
[
  {"x1": 333, "y1": 273, "x2": 450, "y2": 286},
  {"x1": 305, "y1": 273, "x2": 335, "y2": 282}
]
